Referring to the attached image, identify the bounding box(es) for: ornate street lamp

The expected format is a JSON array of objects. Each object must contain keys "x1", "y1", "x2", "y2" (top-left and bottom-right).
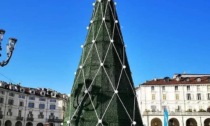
[{"x1": 0, "y1": 29, "x2": 17, "y2": 67}]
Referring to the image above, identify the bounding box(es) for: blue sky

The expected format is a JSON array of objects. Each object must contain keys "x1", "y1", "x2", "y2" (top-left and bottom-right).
[{"x1": 0, "y1": 0, "x2": 210, "y2": 94}]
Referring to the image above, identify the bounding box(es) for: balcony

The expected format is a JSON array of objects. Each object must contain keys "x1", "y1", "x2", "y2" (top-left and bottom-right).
[
  {"x1": 38, "y1": 115, "x2": 44, "y2": 119},
  {"x1": 27, "y1": 117, "x2": 34, "y2": 121},
  {"x1": 143, "y1": 111, "x2": 210, "y2": 116},
  {"x1": 48, "y1": 118, "x2": 63, "y2": 123},
  {"x1": 16, "y1": 116, "x2": 23, "y2": 121}
]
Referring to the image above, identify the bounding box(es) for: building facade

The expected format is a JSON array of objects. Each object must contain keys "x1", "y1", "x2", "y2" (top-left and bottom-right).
[
  {"x1": 136, "y1": 74, "x2": 210, "y2": 126},
  {"x1": 0, "y1": 81, "x2": 68, "y2": 126}
]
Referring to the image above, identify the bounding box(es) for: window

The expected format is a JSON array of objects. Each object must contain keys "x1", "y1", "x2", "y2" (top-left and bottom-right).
[
  {"x1": 188, "y1": 106, "x2": 192, "y2": 112},
  {"x1": 8, "y1": 99, "x2": 14, "y2": 105},
  {"x1": 39, "y1": 97, "x2": 46, "y2": 101},
  {"x1": 152, "y1": 94, "x2": 155, "y2": 100},
  {"x1": 29, "y1": 96, "x2": 35, "y2": 100},
  {"x1": 197, "y1": 93, "x2": 201, "y2": 100},
  {"x1": 49, "y1": 113, "x2": 55, "y2": 119},
  {"x1": 50, "y1": 105, "x2": 56, "y2": 110},
  {"x1": 197, "y1": 78, "x2": 201, "y2": 82},
  {"x1": 199, "y1": 106, "x2": 203, "y2": 111},
  {"x1": 151, "y1": 105, "x2": 156, "y2": 112},
  {"x1": 28, "y1": 103, "x2": 34, "y2": 108},
  {"x1": 197, "y1": 86, "x2": 201, "y2": 91},
  {"x1": 151, "y1": 86, "x2": 155, "y2": 91},
  {"x1": 175, "y1": 86, "x2": 178, "y2": 91},
  {"x1": 9, "y1": 92, "x2": 14, "y2": 97},
  {"x1": 0, "y1": 90, "x2": 5, "y2": 95},
  {"x1": 207, "y1": 93, "x2": 210, "y2": 100},
  {"x1": 39, "y1": 104, "x2": 45, "y2": 109},
  {"x1": 175, "y1": 94, "x2": 179, "y2": 100},
  {"x1": 163, "y1": 94, "x2": 166, "y2": 100},
  {"x1": 164, "y1": 77, "x2": 170, "y2": 82},
  {"x1": 162, "y1": 86, "x2": 165, "y2": 91},
  {"x1": 187, "y1": 86, "x2": 190, "y2": 91},
  {"x1": 28, "y1": 111, "x2": 33, "y2": 118},
  {"x1": 207, "y1": 86, "x2": 210, "y2": 92},
  {"x1": 18, "y1": 110, "x2": 22, "y2": 117},
  {"x1": 38, "y1": 112, "x2": 44, "y2": 119},
  {"x1": 162, "y1": 106, "x2": 167, "y2": 111},
  {"x1": 50, "y1": 99, "x2": 56, "y2": 102},
  {"x1": 19, "y1": 101, "x2": 24, "y2": 107},
  {"x1": 19, "y1": 95, "x2": 25, "y2": 99},
  {"x1": 0, "y1": 97, "x2": 4, "y2": 103},
  {"x1": 175, "y1": 106, "x2": 181, "y2": 112},
  {"x1": 187, "y1": 94, "x2": 191, "y2": 100},
  {"x1": 0, "y1": 107, "x2": 2, "y2": 117},
  {"x1": 7, "y1": 109, "x2": 12, "y2": 116},
  {"x1": 186, "y1": 78, "x2": 190, "y2": 82}
]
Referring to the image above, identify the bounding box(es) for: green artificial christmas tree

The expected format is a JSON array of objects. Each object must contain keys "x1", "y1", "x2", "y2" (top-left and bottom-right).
[{"x1": 64, "y1": 0, "x2": 143, "y2": 125}]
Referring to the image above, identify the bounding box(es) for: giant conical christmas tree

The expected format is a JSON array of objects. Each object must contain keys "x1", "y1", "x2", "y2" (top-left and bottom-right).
[{"x1": 64, "y1": 0, "x2": 143, "y2": 126}]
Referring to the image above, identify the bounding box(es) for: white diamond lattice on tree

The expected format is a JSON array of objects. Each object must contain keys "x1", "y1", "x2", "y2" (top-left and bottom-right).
[{"x1": 64, "y1": 0, "x2": 143, "y2": 126}]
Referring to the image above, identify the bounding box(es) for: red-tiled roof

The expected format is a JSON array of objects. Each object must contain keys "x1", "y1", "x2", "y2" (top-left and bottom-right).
[{"x1": 142, "y1": 76, "x2": 210, "y2": 85}]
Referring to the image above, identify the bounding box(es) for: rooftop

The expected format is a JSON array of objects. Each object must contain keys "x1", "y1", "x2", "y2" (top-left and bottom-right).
[
  {"x1": 141, "y1": 74, "x2": 210, "y2": 86},
  {"x1": 0, "y1": 81, "x2": 68, "y2": 99},
  {"x1": 173, "y1": 73, "x2": 210, "y2": 78}
]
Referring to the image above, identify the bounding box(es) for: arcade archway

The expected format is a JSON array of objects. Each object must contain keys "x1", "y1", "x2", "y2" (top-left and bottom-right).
[
  {"x1": 37, "y1": 123, "x2": 44, "y2": 126},
  {"x1": 151, "y1": 118, "x2": 162, "y2": 126},
  {"x1": 26, "y1": 122, "x2": 33, "y2": 126},
  {"x1": 49, "y1": 123, "x2": 54, "y2": 126},
  {"x1": 204, "y1": 118, "x2": 210, "y2": 126},
  {"x1": 186, "y1": 118, "x2": 197, "y2": 126},
  {"x1": 15, "y1": 121, "x2": 22, "y2": 126},
  {"x1": 5, "y1": 120, "x2": 12, "y2": 126},
  {"x1": 169, "y1": 118, "x2": 179, "y2": 126}
]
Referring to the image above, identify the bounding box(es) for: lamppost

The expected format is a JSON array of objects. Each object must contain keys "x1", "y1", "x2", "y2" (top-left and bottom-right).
[{"x1": 0, "y1": 29, "x2": 17, "y2": 67}]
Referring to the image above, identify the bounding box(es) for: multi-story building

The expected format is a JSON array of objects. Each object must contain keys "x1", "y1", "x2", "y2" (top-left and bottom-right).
[
  {"x1": 136, "y1": 74, "x2": 210, "y2": 126},
  {"x1": 0, "y1": 81, "x2": 68, "y2": 126}
]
